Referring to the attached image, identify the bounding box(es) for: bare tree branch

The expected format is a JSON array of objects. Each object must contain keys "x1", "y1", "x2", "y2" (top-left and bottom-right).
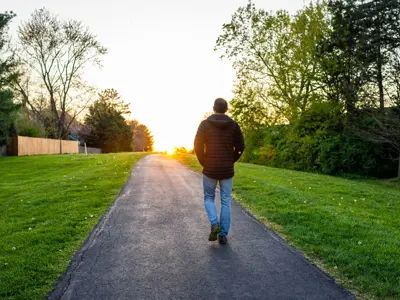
[{"x1": 16, "y1": 8, "x2": 107, "y2": 139}]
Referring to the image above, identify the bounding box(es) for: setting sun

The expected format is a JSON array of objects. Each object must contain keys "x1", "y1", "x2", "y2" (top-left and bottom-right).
[{"x1": 150, "y1": 118, "x2": 198, "y2": 153}]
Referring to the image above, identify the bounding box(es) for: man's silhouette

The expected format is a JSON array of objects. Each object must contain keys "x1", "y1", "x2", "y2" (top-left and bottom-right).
[{"x1": 194, "y1": 98, "x2": 245, "y2": 244}]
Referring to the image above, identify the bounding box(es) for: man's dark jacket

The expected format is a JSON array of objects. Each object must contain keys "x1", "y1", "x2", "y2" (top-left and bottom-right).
[{"x1": 194, "y1": 114, "x2": 245, "y2": 180}]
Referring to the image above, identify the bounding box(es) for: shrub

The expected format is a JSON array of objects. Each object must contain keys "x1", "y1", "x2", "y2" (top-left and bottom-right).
[{"x1": 239, "y1": 106, "x2": 397, "y2": 178}]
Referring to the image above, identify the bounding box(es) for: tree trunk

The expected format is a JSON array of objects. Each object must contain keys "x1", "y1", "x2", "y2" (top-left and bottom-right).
[
  {"x1": 57, "y1": 112, "x2": 65, "y2": 139},
  {"x1": 398, "y1": 151, "x2": 400, "y2": 179},
  {"x1": 345, "y1": 80, "x2": 356, "y2": 114},
  {"x1": 376, "y1": 6, "x2": 384, "y2": 110},
  {"x1": 377, "y1": 48, "x2": 384, "y2": 109}
]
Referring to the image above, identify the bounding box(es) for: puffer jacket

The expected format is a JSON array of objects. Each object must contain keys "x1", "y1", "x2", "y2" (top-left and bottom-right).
[{"x1": 194, "y1": 114, "x2": 245, "y2": 179}]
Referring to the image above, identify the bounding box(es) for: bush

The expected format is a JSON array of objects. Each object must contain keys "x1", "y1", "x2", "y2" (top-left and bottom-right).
[
  {"x1": 14, "y1": 109, "x2": 45, "y2": 138},
  {"x1": 19, "y1": 127, "x2": 40, "y2": 137},
  {"x1": 239, "y1": 105, "x2": 398, "y2": 178}
]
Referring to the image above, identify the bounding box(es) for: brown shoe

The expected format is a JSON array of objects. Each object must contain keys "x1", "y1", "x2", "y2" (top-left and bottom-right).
[{"x1": 208, "y1": 223, "x2": 221, "y2": 241}]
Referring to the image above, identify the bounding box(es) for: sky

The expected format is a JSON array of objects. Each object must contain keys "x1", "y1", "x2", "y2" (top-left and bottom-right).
[{"x1": 6, "y1": 0, "x2": 306, "y2": 152}]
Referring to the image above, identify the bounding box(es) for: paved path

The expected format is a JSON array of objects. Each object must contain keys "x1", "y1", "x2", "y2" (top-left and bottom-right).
[{"x1": 48, "y1": 155, "x2": 354, "y2": 300}]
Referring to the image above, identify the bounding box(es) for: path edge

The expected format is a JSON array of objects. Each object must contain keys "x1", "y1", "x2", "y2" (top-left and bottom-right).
[
  {"x1": 45, "y1": 156, "x2": 147, "y2": 300},
  {"x1": 175, "y1": 158, "x2": 356, "y2": 300}
]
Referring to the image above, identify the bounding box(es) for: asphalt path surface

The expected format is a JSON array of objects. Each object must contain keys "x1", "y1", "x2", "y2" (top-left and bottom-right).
[{"x1": 48, "y1": 154, "x2": 354, "y2": 300}]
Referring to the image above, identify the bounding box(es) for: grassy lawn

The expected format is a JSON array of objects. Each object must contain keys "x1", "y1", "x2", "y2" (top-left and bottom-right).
[
  {"x1": 0, "y1": 153, "x2": 147, "y2": 300},
  {"x1": 173, "y1": 154, "x2": 400, "y2": 300}
]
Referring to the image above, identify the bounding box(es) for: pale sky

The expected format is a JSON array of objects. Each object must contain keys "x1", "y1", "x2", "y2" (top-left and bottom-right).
[{"x1": 6, "y1": 0, "x2": 305, "y2": 152}]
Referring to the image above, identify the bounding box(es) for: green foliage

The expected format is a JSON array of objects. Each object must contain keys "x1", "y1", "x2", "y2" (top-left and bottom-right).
[
  {"x1": 216, "y1": 1, "x2": 329, "y2": 124},
  {"x1": 129, "y1": 119, "x2": 154, "y2": 152},
  {"x1": 229, "y1": 80, "x2": 272, "y2": 134},
  {"x1": 18, "y1": 126, "x2": 40, "y2": 138},
  {"x1": 85, "y1": 89, "x2": 132, "y2": 153},
  {"x1": 325, "y1": 0, "x2": 400, "y2": 110},
  {"x1": 238, "y1": 103, "x2": 397, "y2": 178},
  {"x1": 13, "y1": 108, "x2": 45, "y2": 138},
  {"x1": 0, "y1": 91, "x2": 19, "y2": 146},
  {"x1": 316, "y1": 133, "x2": 384, "y2": 175},
  {"x1": 174, "y1": 146, "x2": 188, "y2": 154},
  {"x1": 217, "y1": 0, "x2": 400, "y2": 178},
  {"x1": 0, "y1": 12, "x2": 19, "y2": 146}
]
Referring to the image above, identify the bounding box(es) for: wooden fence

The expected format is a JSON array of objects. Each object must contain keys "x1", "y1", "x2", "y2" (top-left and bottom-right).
[{"x1": 7, "y1": 136, "x2": 79, "y2": 156}]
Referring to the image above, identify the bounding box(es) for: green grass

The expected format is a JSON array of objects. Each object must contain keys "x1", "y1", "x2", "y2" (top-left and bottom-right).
[
  {"x1": 173, "y1": 154, "x2": 400, "y2": 300},
  {"x1": 0, "y1": 153, "x2": 147, "y2": 300}
]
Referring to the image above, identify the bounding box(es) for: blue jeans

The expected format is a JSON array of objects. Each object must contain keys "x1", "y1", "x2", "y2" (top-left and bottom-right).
[{"x1": 203, "y1": 175, "x2": 233, "y2": 237}]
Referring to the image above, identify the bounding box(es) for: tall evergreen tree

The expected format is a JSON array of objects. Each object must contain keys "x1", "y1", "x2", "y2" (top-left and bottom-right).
[
  {"x1": 351, "y1": 0, "x2": 400, "y2": 109},
  {"x1": 0, "y1": 12, "x2": 20, "y2": 146},
  {"x1": 320, "y1": 0, "x2": 370, "y2": 112},
  {"x1": 323, "y1": 0, "x2": 400, "y2": 110},
  {"x1": 85, "y1": 89, "x2": 132, "y2": 153}
]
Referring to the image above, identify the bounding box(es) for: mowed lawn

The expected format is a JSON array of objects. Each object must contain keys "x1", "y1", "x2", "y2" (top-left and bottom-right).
[
  {"x1": 0, "y1": 153, "x2": 147, "y2": 300},
  {"x1": 173, "y1": 154, "x2": 400, "y2": 300}
]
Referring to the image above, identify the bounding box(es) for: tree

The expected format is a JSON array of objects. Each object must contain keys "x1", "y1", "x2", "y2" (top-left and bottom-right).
[
  {"x1": 322, "y1": 0, "x2": 400, "y2": 177},
  {"x1": 0, "y1": 12, "x2": 20, "y2": 146},
  {"x1": 358, "y1": 0, "x2": 400, "y2": 109},
  {"x1": 132, "y1": 123, "x2": 153, "y2": 152},
  {"x1": 321, "y1": 0, "x2": 400, "y2": 111},
  {"x1": 174, "y1": 147, "x2": 187, "y2": 154},
  {"x1": 229, "y1": 79, "x2": 280, "y2": 134},
  {"x1": 128, "y1": 119, "x2": 139, "y2": 137},
  {"x1": 319, "y1": 0, "x2": 368, "y2": 112},
  {"x1": 0, "y1": 91, "x2": 20, "y2": 146},
  {"x1": 85, "y1": 89, "x2": 132, "y2": 153},
  {"x1": 386, "y1": 52, "x2": 400, "y2": 106},
  {"x1": 15, "y1": 8, "x2": 106, "y2": 139},
  {"x1": 350, "y1": 108, "x2": 400, "y2": 178},
  {"x1": 128, "y1": 119, "x2": 154, "y2": 152},
  {"x1": 215, "y1": 1, "x2": 329, "y2": 124},
  {"x1": 13, "y1": 107, "x2": 44, "y2": 137}
]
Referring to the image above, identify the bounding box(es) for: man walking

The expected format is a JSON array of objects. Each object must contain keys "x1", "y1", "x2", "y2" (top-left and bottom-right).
[{"x1": 194, "y1": 98, "x2": 245, "y2": 244}]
